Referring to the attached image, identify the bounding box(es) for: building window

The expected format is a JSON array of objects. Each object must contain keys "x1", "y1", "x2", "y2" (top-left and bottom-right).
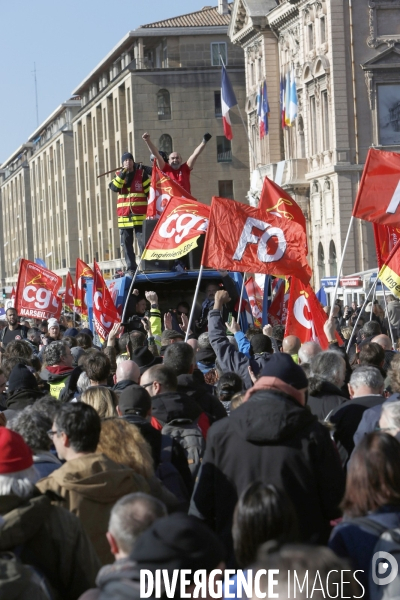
[
  {"x1": 129, "y1": 132, "x2": 133, "y2": 151},
  {"x1": 321, "y1": 90, "x2": 330, "y2": 151},
  {"x1": 76, "y1": 168, "x2": 80, "y2": 195},
  {"x1": 114, "y1": 98, "x2": 119, "y2": 132},
  {"x1": 116, "y1": 141, "x2": 120, "y2": 166},
  {"x1": 103, "y1": 108, "x2": 107, "y2": 140},
  {"x1": 214, "y1": 91, "x2": 222, "y2": 117},
  {"x1": 93, "y1": 117, "x2": 97, "y2": 147},
  {"x1": 83, "y1": 125, "x2": 87, "y2": 153},
  {"x1": 158, "y1": 134, "x2": 173, "y2": 156},
  {"x1": 320, "y1": 16, "x2": 326, "y2": 44},
  {"x1": 85, "y1": 161, "x2": 89, "y2": 191},
  {"x1": 211, "y1": 42, "x2": 227, "y2": 66},
  {"x1": 308, "y1": 23, "x2": 314, "y2": 51},
  {"x1": 217, "y1": 136, "x2": 232, "y2": 162},
  {"x1": 329, "y1": 240, "x2": 337, "y2": 276},
  {"x1": 309, "y1": 96, "x2": 318, "y2": 155},
  {"x1": 318, "y1": 242, "x2": 325, "y2": 281},
  {"x1": 218, "y1": 180, "x2": 234, "y2": 199},
  {"x1": 97, "y1": 194, "x2": 101, "y2": 224},
  {"x1": 157, "y1": 89, "x2": 171, "y2": 120},
  {"x1": 127, "y1": 88, "x2": 131, "y2": 123}
]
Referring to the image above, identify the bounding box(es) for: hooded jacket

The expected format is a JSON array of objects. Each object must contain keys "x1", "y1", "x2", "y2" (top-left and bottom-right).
[
  {"x1": 36, "y1": 453, "x2": 150, "y2": 565},
  {"x1": 208, "y1": 309, "x2": 270, "y2": 389},
  {"x1": 6, "y1": 388, "x2": 44, "y2": 412},
  {"x1": 78, "y1": 558, "x2": 141, "y2": 600},
  {"x1": 151, "y1": 391, "x2": 203, "y2": 425},
  {"x1": 176, "y1": 374, "x2": 226, "y2": 421},
  {"x1": 0, "y1": 491, "x2": 100, "y2": 600},
  {"x1": 40, "y1": 366, "x2": 81, "y2": 402},
  {"x1": 307, "y1": 379, "x2": 348, "y2": 421},
  {"x1": 189, "y1": 384, "x2": 345, "y2": 559}
]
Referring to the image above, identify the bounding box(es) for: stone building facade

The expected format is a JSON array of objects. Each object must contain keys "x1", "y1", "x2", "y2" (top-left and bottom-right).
[{"x1": 229, "y1": 0, "x2": 400, "y2": 288}]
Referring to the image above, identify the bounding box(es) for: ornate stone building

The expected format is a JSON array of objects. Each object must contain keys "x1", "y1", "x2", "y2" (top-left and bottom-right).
[{"x1": 229, "y1": 0, "x2": 400, "y2": 288}]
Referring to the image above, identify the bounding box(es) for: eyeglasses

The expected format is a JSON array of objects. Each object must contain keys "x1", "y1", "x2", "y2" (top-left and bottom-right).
[
  {"x1": 141, "y1": 382, "x2": 154, "y2": 388},
  {"x1": 47, "y1": 429, "x2": 59, "y2": 440}
]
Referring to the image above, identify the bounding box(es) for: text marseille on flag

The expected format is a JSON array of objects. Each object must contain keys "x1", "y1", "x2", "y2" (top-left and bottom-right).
[{"x1": 221, "y1": 65, "x2": 237, "y2": 140}]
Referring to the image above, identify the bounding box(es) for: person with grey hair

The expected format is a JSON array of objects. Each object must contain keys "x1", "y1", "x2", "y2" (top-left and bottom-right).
[
  {"x1": 298, "y1": 341, "x2": 322, "y2": 365},
  {"x1": 308, "y1": 351, "x2": 348, "y2": 420},
  {"x1": 0, "y1": 428, "x2": 100, "y2": 598},
  {"x1": 40, "y1": 341, "x2": 81, "y2": 401},
  {"x1": 379, "y1": 401, "x2": 400, "y2": 437},
  {"x1": 328, "y1": 366, "x2": 385, "y2": 466},
  {"x1": 79, "y1": 493, "x2": 167, "y2": 600},
  {"x1": 196, "y1": 332, "x2": 216, "y2": 375},
  {"x1": 7, "y1": 405, "x2": 62, "y2": 477}
]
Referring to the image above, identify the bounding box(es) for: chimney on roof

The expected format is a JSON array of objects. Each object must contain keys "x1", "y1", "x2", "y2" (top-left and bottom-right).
[{"x1": 217, "y1": 0, "x2": 229, "y2": 15}]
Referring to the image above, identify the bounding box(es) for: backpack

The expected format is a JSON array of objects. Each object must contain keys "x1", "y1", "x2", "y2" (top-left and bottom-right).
[
  {"x1": 353, "y1": 516, "x2": 400, "y2": 600},
  {"x1": 155, "y1": 435, "x2": 190, "y2": 504},
  {"x1": 0, "y1": 551, "x2": 54, "y2": 600},
  {"x1": 161, "y1": 418, "x2": 206, "y2": 481}
]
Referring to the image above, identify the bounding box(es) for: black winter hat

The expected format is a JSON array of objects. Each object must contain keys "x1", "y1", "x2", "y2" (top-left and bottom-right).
[
  {"x1": 130, "y1": 347, "x2": 162, "y2": 374},
  {"x1": 121, "y1": 152, "x2": 134, "y2": 163},
  {"x1": 259, "y1": 353, "x2": 308, "y2": 390},
  {"x1": 130, "y1": 513, "x2": 224, "y2": 573},
  {"x1": 8, "y1": 364, "x2": 38, "y2": 393},
  {"x1": 118, "y1": 384, "x2": 151, "y2": 417},
  {"x1": 250, "y1": 333, "x2": 272, "y2": 354}
]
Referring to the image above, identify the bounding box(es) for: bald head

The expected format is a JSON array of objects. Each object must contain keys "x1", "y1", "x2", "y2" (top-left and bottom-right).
[
  {"x1": 116, "y1": 360, "x2": 140, "y2": 384},
  {"x1": 282, "y1": 335, "x2": 301, "y2": 355},
  {"x1": 298, "y1": 341, "x2": 322, "y2": 365},
  {"x1": 372, "y1": 334, "x2": 392, "y2": 351}
]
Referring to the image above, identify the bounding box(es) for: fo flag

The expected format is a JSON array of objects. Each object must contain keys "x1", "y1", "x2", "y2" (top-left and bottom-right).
[
  {"x1": 353, "y1": 148, "x2": 400, "y2": 226},
  {"x1": 258, "y1": 177, "x2": 307, "y2": 242},
  {"x1": 75, "y1": 259, "x2": 94, "y2": 315},
  {"x1": 202, "y1": 197, "x2": 312, "y2": 284},
  {"x1": 93, "y1": 262, "x2": 120, "y2": 341},
  {"x1": 142, "y1": 196, "x2": 209, "y2": 261},
  {"x1": 221, "y1": 65, "x2": 237, "y2": 140},
  {"x1": 15, "y1": 259, "x2": 62, "y2": 320},
  {"x1": 147, "y1": 166, "x2": 196, "y2": 219},
  {"x1": 65, "y1": 272, "x2": 75, "y2": 312},
  {"x1": 285, "y1": 277, "x2": 342, "y2": 350},
  {"x1": 378, "y1": 238, "x2": 400, "y2": 298},
  {"x1": 245, "y1": 277, "x2": 263, "y2": 327}
]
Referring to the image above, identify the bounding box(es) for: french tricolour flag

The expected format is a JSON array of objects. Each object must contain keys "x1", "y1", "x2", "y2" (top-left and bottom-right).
[{"x1": 221, "y1": 65, "x2": 237, "y2": 141}]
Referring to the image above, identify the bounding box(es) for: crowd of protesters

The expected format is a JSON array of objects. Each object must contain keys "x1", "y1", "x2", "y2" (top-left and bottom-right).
[{"x1": 1, "y1": 281, "x2": 400, "y2": 599}]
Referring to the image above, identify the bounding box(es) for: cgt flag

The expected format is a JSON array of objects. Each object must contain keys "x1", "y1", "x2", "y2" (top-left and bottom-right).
[
  {"x1": 147, "y1": 165, "x2": 196, "y2": 219},
  {"x1": 268, "y1": 278, "x2": 289, "y2": 328},
  {"x1": 142, "y1": 196, "x2": 209, "y2": 261},
  {"x1": 93, "y1": 262, "x2": 120, "y2": 341},
  {"x1": 285, "y1": 277, "x2": 334, "y2": 350},
  {"x1": 258, "y1": 176, "x2": 307, "y2": 238},
  {"x1": 75, "y1": 259, "x2": 94, "y2": 315},
  {"x1": 202, "y1": 196, "x2": 312, "y2": 284},
  {"x1": 15, "y1": 259, "x2": 62, "y2": 320},
  {"x1": 245, "y1": 276, "x2": 264, "y2": 327},
  {"x1": 352, "y1": 148, "x2": 400, "y2": 226},
  {"x1": 64, "y1": 271, "x2": 75, "y2": 312},
  {"x1": 378, "y1": 237, "x2": 400, "y2": 298}
]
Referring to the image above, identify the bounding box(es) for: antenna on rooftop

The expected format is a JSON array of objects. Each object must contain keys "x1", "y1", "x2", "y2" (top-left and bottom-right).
[{"x1": 33, "y1": 63, "x2": 39, "y2": 127}]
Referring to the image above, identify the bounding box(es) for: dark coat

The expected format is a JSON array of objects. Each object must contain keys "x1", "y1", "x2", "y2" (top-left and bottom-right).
[
  {"x1": 353, "y1": 393, "x2": 400, "y2": 449},
  {"x1": 329, "y1": 394, "x2": 385, "y2": 466},
  {"x1": 6, "y1": 388, "x2": 45, "y2": 412},
  {"x1": 307, "y1": 379, "x2": 348, "y2": 421},
  {"x1": 0, "y1": 491, "x2": 100, "y2": 600},
  {"x1": 189, "y1": 388, "x2": 345, "y2": 559},
  {"x1": 176, "y1": 374, "x2": 226, "y2": 421},
  {"x1": 78, "y1": 559, "x2": 141, "y2": 600},
  {"x1": 151, "y1": 391, "x2": 203, "y2": 425}
]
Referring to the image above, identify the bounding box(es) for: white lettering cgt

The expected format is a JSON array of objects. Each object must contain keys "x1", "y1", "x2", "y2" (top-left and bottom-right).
[
  {"x1": 94, "y1": 291, "x2": 111, "y2": 328},
  {"x1": 159, "y1": 213, "x2": 208, "y2": 244},
  {"x1": 233, "y1": 217, "x2": 286, "y2": 263},
  {"x1": 293, "y1": 294, "x2": 317, "y2": 341}
]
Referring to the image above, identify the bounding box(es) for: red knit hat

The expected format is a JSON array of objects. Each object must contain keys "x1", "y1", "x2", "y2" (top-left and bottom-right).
[{"x1": 0, "y1": 429, "x2": 33, "y2": 474}]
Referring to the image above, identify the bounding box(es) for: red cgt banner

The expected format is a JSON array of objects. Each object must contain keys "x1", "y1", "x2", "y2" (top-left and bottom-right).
[
  {"x1": 15, "y1": 259, "x2": 62, "y2": 320},
  {"x1": 93, "y1": 262, "x2": 120, "y2": 341},
  {"x1": 65, "y1": 271, "x2": 75, "y2": 312},
  {"x1": 147, "y1": 166, "x2": 196, "y2": 219},
  {"x1": 75, "y1": 259, "x2": 94, "y2": 316},
  {"x1": 245, "y1": 276, "x2": 263, "y2": 327},
  {"x1": 202, "y1": 197, "x2": 312, "y2": 284}
]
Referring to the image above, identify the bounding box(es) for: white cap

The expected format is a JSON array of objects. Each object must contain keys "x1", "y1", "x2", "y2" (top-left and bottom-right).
[{"x1": 47, "y1": 318, "x2": 60, "y2": 328}]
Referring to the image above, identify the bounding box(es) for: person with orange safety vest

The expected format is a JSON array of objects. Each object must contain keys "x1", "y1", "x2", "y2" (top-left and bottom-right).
[{"x1": 109, "y1": 152, "x2": 151, "y2": 275}]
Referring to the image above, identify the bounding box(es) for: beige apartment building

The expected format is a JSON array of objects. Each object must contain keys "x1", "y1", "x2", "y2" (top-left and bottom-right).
[
  {"x1": 0, "y1": 144, "x2": 34, "y2": 283},
  {"x1": 71, "y1": 2, "x2": 247, "y2": 271},
  {"x1": 229, "y1": 0, "x2": 400, "y2": 288}
]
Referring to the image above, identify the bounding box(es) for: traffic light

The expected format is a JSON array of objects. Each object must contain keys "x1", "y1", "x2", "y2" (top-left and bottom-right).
[{"x1": 2, "y1": 289, "x2": 5, "y2": 299}]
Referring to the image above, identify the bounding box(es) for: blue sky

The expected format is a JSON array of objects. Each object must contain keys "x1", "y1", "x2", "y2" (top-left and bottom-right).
[{"x1": 0, "y1": 0, "x2": 212, "y2": 163}]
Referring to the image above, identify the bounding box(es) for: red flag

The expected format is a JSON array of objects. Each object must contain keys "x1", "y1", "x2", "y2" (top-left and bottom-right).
[
  {"x1": 93, "y1": 261, "x2": 120, "y2": 341},
  {"x1": 64, "y1": 271, "x2": 75, "y2": 312},
  {"x1": 268, "y1": 279, "x2": 289, "y2": 327},
  {"x1": 202, "y1": 197, "x2": 312, "y2": 284},
  {"x1": 284, "y1": 277, "x2": 333, "y2": 350},
  {"x1": 377, "y1": 237, "x2": 400, "y2": 298},
  {"x1": 142, "y1": 196, "x2": 210, "y2": 261},
  {"x1": 245, "y1": 276, "x2": 263, "y2": 326},
  {"x1": 147, "y1": 166, "x2": 196, "y2": 219},
  {"x1": 11, "y1": 287, "x2": 16, "y2": 300},
  {"x1": 258, "y1": 176, "x2": 307, "y2": 237},
  {"x1": 15, "y1": 260, "x2": 62, "y2": 320},
  {"x1": 352, "y1": 148, "x2": 400, "y2": 226},
  {"x1": 75, "y1": 259, "x2": 94, "y2": 316},
  {"x1": 373, "y1": 223, "x2": 400, "y2": 270}
]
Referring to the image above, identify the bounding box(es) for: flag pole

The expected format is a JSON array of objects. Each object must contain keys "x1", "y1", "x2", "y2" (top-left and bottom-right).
[
  {"x1": 346, "y1": 277, "x2": 379, "y2": 352},
  {"x1": 369, "y1": 280, "x2": 377, "y2": 322},
  {"x1": 121, "y1": 259, "x2": 142, "y2": 325},
  {"x1": 382, "y1": 286, "x2": 395, "y2": 348},
  {"x1": 329, "y1": 216, "x2": 355, "y2": 318},
  {"x1": 185, "y1": 265, "x2": 204, "y2": 342},
  {"x1": 237, "y1": 273, "x2": 247, "y2": 326}
]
